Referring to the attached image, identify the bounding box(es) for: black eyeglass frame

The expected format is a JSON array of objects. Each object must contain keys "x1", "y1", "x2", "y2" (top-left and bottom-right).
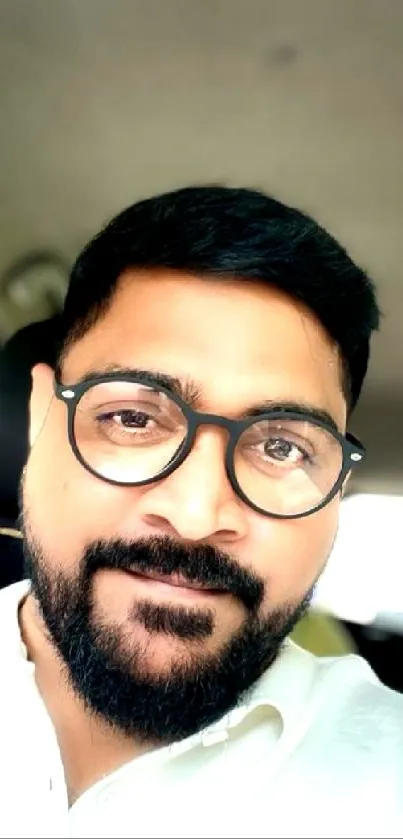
[{"x1": 54, "y1": 373, "x2": 366, "y2": 521}]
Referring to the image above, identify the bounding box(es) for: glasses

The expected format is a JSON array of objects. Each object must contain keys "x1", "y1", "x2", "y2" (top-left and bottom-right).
[{"x1": 54, "y1": 374, "x2": 365, "y2": 520}]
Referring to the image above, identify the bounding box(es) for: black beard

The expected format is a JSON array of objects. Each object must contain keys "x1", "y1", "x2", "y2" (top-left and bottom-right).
[{"x1": 22, "y1": 530, "x2": 313, "y2": 745}]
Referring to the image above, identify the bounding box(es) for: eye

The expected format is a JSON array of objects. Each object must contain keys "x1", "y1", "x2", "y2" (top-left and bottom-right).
[
  {"x1": 263, "y1": 436, "x2": 308, "y2": 464},
  {"x1": 92, "y1": 402, "x2": 181, "y2": 447},
  {"x1": 96, "y1": 408, "x2": 160, "y2": 438},
  {"x1": 108, "y1": 410, "x2": 151, "y2": 430}
]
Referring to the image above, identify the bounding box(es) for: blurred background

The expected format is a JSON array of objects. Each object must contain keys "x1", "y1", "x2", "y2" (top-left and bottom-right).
[{"x1": 0, "y1": 0, "x2": 402, "y2": 685}]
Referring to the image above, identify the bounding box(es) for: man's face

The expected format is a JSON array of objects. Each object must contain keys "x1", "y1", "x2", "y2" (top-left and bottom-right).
[{"x1": 23, "y1": 271, "x2": 346, "y2": 742}]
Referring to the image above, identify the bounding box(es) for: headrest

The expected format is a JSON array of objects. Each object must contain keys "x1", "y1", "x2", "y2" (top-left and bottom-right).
[{"x1": 0, "y1": 317, "x2": 60, "y2": 522}]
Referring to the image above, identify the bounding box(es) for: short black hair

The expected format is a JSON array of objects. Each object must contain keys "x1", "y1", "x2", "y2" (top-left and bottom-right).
[{"x1": 58, "y1": 185, "x2": 380, "y2": 412}]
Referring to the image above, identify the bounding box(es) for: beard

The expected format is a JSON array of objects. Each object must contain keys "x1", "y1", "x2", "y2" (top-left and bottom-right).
[{"x1": 21, "y1": 512, "x2": 314, "y2": 746}]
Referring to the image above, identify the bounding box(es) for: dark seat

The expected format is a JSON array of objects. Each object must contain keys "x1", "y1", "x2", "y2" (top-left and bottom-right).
[
  {"x1": 0, "y1": 524, "x2": 25, "y2": 587},
  {"x1": 0, "y1": 317, "x2": 59, "y2": 587}
]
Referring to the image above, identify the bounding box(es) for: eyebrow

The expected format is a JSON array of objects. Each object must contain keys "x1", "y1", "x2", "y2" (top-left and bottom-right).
[{"x1": 75, "y1": 364, "x2": 340, "y2": 432}]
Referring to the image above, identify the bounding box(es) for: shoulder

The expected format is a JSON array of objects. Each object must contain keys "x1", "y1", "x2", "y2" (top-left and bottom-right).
[
  {"x1": 292, "y1": 638, "x2": 403, "y2": 716},
  {"x1": 280, "y1": 645, "x2": 403, "y2": 829},
  {"x1": 293, "y1": 642, "x2": 403, "y2": 762}
]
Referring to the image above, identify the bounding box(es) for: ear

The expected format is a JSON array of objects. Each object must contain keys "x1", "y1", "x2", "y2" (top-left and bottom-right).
[{"x1": 29, "y1": 363, "x2": 55, "y2": 447}]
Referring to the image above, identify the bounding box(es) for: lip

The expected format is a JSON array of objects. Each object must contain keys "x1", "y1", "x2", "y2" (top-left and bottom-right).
[{"x1": 124, "y1": 569, "x2": 222, "y2": 598}]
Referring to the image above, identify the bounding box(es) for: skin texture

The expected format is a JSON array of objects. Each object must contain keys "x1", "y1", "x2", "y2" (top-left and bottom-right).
[{"x1": 20, "y1": 270, "x2": 347, "y2": 801}]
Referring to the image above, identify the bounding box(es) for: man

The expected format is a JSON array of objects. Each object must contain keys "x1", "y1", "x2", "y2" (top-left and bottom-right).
[{"x1": 1, "y1": 186, "x2": 402, "y2": 838}]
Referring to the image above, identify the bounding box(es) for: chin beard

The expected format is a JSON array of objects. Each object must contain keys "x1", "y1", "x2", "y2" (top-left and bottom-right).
[{"x1": 22, "y1": 529, "x2": 313, "y2": 745}]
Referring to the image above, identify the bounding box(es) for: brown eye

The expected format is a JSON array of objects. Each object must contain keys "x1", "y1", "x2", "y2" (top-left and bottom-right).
[
  {"x1": 101, "y1": 410, "x2": 151, "y2": 429},
  {"x1": 263, "y1": 437, "x2": 306, "y2": 464}
]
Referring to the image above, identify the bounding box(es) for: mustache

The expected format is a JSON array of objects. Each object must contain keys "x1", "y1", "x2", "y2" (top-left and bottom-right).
[{"x1": 82, "y1": 536, "x2": 264, "y2": 612}]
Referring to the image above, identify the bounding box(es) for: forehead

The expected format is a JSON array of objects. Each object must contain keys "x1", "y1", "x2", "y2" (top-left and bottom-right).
[{"x1": 63, "y1": 270, "x2": 346, "y2": 425}]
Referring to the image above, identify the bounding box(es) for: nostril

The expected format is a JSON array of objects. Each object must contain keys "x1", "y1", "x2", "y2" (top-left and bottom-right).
[{"x1": 142, "y1": 514, "x2": 179, "y2": 538}]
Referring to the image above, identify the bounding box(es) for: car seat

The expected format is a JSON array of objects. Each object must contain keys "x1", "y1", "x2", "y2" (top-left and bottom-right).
[{"x1": 0, "y1": 316, "x2": 59, "y2": 587}]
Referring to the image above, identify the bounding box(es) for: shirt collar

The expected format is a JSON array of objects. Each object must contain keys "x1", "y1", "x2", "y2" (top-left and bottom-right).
[{"x1": 196, "y1": 637, "x2": 318, "y2": 746}]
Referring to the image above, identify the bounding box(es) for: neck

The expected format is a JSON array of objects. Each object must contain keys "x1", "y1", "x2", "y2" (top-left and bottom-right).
[{"x1": 19, "y1": 594, "x2": 156, "y2": 805}]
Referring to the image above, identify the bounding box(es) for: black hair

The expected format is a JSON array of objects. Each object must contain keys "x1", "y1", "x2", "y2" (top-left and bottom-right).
[{"x1": 57, "y1": 185, "x2": 380, "y2": 412}]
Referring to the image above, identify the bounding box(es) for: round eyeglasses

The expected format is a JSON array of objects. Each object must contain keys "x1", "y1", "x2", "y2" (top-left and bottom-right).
[{"x1": 54, "y1": 374, "x2": 365, "y2": 520}]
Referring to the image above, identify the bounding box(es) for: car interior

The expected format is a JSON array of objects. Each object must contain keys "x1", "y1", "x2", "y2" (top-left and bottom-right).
[{"x1": 1, "y1": 0, "x2": 402, "y2": 691}]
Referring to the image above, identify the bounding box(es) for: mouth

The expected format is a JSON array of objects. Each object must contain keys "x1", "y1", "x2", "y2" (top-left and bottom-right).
[{"x1": 123, "y1": 569, "x2": 224, "y2": 599}]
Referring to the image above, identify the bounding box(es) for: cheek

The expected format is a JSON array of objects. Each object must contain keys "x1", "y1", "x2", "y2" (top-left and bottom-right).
[
  {"x1": 251, "y1": 499, "x2": 340, "y2": 606},
  {"x1": 24, "y1": 412, "x2": 144, "y2": 561}
]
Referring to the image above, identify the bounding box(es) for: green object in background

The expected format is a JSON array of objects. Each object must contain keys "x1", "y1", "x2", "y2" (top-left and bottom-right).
[{"x1": 291, "y1": 611, "x2": 356, "y2": 656}]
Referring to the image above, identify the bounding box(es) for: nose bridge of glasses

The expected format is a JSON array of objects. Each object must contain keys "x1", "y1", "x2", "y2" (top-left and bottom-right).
[
  {"x1": 194, "y1": 410, "x2": 238, "y2": 432},
  {"x1": 190, "y1": 410, "x2": 244, "y2": 451},
  {"x1": 184, "y1": 412, "x2": 240, "y2": 477},
  {"x1": 180, "y1": 411, "x2": 240, "y2": 502}
]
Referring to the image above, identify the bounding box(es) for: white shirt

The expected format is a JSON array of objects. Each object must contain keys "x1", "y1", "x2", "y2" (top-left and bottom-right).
[{"x1": 1, "y1": 581, "x2": 403, "y2": 839}]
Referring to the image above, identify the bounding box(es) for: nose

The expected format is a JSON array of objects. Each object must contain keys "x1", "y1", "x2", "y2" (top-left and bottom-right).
[{"x1": 135, "y1": 429, "x2": 249, "y2": 542}]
